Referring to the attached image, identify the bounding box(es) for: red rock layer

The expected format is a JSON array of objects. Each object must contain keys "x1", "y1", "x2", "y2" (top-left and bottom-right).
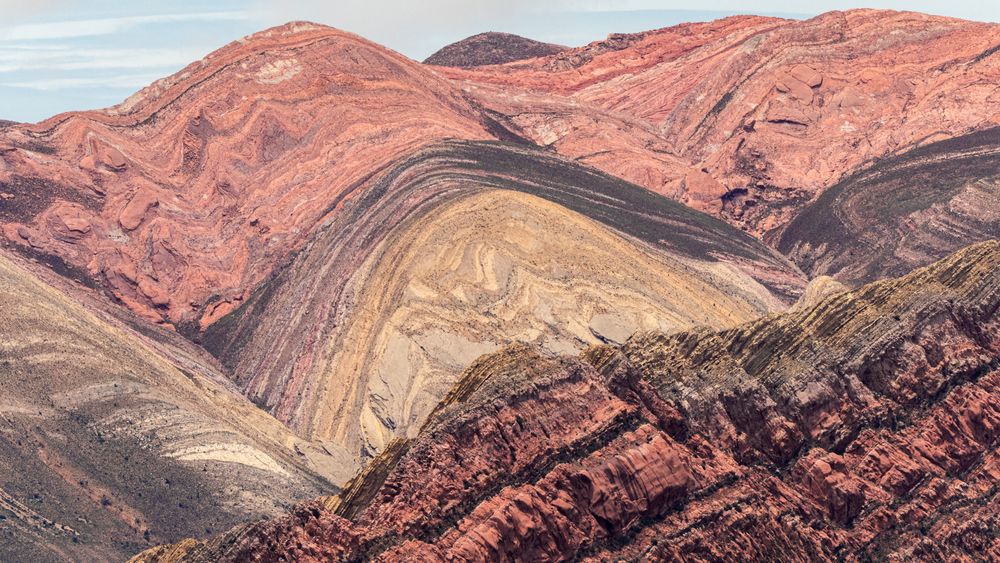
[
  {"x1": 0, "y1": 22, "x2": 492, "y2": 326},
  {"x1": 131, "y1": 241, "x2": 1000, "y2": 562},
  {"x1": 4, "y1": 10, "x2": 999, "y2": 329},
  {"x1": 444, "y1": 10, "x2": 1000, "y2": 233}
]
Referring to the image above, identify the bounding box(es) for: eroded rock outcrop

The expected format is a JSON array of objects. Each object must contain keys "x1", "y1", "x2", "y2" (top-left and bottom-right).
[
  {"x1": 202, "y1": 140, "x2": 804, "y2": 463},
  {"x1": 443, "y1": 10, "x2": 1000, "y2": 235},
  {"x1": 132, "y1": 242, "x2": 1000, "y2": 561}
]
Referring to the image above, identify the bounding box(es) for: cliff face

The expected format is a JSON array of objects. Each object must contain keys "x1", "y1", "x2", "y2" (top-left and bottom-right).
[
  {"x1": 200, "y1": 140, "x2": 804, "y2": 462},
  {"x1": 423, "y1": 32, "x2": 567, "y2": 67},
  {"x1": 132, "y1": 241, "x2": 1000, "y2": 562},
  {"x1": 443, "y1": 10, "x2": 1000, "y2": 235}
]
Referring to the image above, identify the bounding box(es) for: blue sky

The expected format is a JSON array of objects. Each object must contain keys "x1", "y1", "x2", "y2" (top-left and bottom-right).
[{"x1": 1, "y1": 0, "x2": 998, "y2": 122}]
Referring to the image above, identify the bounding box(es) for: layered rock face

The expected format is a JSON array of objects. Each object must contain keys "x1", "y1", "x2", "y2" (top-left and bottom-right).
[
  {"x1": 201, "y1": 140, "x2": 804, "y2": 462},
  {"x1": 4, "y1": 10, "x2": 998, "y2": 335},
  {"x1": 132, "y1": 241, "x2": 1000, "y2": 561},
  {"x1": 443, "y1": 10, "x2": 1000, "y2": 234},
  {"x1": 0, "y1": 250, "x2": 351, "y2": 562},
  {"x1": 0, "y1": 22, "x2": 493, "y2": 327},
  {"x1": 778, "y1": 126, "x2": 1000, "y2": 285},
  {"x1": 424, "y1": 32, "x2": 567, "y2": 67}
]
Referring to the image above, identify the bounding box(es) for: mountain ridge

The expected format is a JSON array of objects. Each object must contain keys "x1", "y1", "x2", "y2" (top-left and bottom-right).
[{"x1": 130, "y1": 240, "x2": 1000, "y2": 562}]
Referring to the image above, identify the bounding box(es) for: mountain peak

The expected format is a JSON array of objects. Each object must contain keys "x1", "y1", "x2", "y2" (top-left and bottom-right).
[{"x1": 424, "y1": 31, "x2": 567, "y2": 67}]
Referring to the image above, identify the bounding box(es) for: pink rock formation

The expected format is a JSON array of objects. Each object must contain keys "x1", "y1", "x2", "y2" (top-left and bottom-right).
[
  {"x1": 442, "y1": 10, "x2": 1000, "y2": 234},
  {"x1": 0, "y1": 22, "x2": 492, "y2": 325}
]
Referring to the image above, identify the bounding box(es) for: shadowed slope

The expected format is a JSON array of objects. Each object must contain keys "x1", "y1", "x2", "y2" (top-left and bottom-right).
[
  {"x1": 201, "y1": 140, "x2": 805, "y2": 462},
  {"x1": 132, "y1": 241, "x2": 1000, "y2": 562},
  {"x1": 0, "y1": 251, "x2": 350, "y2": 562},
  {"x1": 777, "y1": 126, "x2": 1000, "y2": 284}
]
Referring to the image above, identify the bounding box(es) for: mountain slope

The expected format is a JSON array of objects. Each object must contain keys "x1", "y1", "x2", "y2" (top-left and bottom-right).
[
  {"x1": 424, "y1": 32, "x2": 567, "y2": 67},
  {"x1": 0, "y1": 22, "x2": 495, "y2": 328},
  {"x1": 200, "y1": 140, "x2": 805, "y2": 461},
  {"x1": 777, "y1": 125, "x2": 1000, "y2": 284},
  {"x1": 443, "y1": 10, "x2": 1000, "y2": 234},
  {"x1": 132, "y1": 240, "x2": 1000, "y2": 562},
  {"x1": 0, "y1": 250, "x2": 350, "y2": 562}
]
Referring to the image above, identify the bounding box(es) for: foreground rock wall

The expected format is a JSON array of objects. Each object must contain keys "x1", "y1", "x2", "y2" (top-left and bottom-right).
[{"x1": 133, "y1": 241, "x2": 1000, "y2": 561}]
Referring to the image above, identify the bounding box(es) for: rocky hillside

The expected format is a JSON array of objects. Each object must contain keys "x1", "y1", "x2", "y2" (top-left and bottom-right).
[
  {"x1": 778, "y1": 126, "x2": 1000, "y2": 284},
  {"x1": 132, "y1": 240, "x2": 1000, "y2": 562},
  {"x1": 0, "y1": 22, "x2": 494, "y2": 328},
  {"x1": 442, "y1": 10, "x2": 1000, "y2": 235},
  {"x1": 199, "y1": 140, "x2": 804, "y2": 463},
  {"x1": 423, "y1": 32, "x2": 566, "y2": 67},
  {"x1": 0, "y1": 250, "x2": 352, "y2": 562}
]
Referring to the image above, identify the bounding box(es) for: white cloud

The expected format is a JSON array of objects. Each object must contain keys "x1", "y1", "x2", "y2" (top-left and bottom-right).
[
  {"x1": 0, "y1": 11, "x2": 254, "y2": 41},
  {"x1": 0, "y1": 0, "x2": 71, "y2": 21},
  {"x1": 0, "y1": 46, "x2": 206, "y2": 73},
  {"x1": 1, "y1": 73, "x2": 163, "y2": 90}
]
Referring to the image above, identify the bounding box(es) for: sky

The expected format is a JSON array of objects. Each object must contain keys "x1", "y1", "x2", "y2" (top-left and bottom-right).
[{"x1": 0, "y1": 1, "x2": 998, "y2": 122}]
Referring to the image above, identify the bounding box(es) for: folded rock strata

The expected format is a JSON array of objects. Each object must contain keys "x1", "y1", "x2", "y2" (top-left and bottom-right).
[
  {"x1": 201, "y1": 140, "x2": 805, "y2": 461},
  {"x1": 778, "y1": 126, "x2": 1000, "y2": 285},
  {"x1": 132, "y1": 240, "x2": 1000, "y2": 562},
  {"x1": 443, "y1": 10, "x2": 1000, "y2": 234},
  {"x1": 0, "y1": 22, "x2": 494, "y2": 326}
]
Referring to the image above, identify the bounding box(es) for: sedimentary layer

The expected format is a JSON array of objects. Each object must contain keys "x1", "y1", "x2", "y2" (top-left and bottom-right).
[
  {"x1": 443, "y1": 10, "x2": 1000, "y2": 234},
  {"x1": 202, "y1": 140, "x2": 805, "y2": 462},
  {"x1": 0, "y1": 251, "x2": 350, "y2": 562},
  {"x1": 131, "y1": 240, "x2": 1000, "y2": 562},
  {"x1": 778, "y1": 126, "x2": 1000, "y2": 284},
  {"x1": 0, "y1": 22, "x2": 494, "y2": 326}
]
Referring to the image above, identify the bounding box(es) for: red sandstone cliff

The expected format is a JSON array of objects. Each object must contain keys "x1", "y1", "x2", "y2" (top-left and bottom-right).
[{"x1": 132, "y1": 241, "x2": 1000, "y2": 562}]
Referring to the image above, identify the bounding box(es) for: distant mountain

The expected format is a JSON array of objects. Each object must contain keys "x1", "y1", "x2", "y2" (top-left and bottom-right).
[
  {"x1": 440, "y1": 10, "x2": 1000, "y2": 235},
  {"x1": 423, "y1": 32, "x2": 566, "y2": 67}
]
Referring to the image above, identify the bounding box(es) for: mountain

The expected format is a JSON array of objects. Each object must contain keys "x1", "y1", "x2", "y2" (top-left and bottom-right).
[
  {"x1": 0, "y1": 22, "x2": 495, "y2": 328},
  {"x1": 132, "y1": 241, "x2": 1000, "y2": 561},
  {"x1": 199, "y1": 140, "x2": 805, "y2": 461},
  {"x1": 423, "y1": 32, "x2": 567, "y2": 67},
  {"x1": 1, "y1": 9, "x2": 999, "y2": 561},
  {"x1": 0, "y1": 250, "x2": 352, "y2": 562},
  {"x1": 441, "y1": 10, "x2": 1000, "y2": 235}
]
